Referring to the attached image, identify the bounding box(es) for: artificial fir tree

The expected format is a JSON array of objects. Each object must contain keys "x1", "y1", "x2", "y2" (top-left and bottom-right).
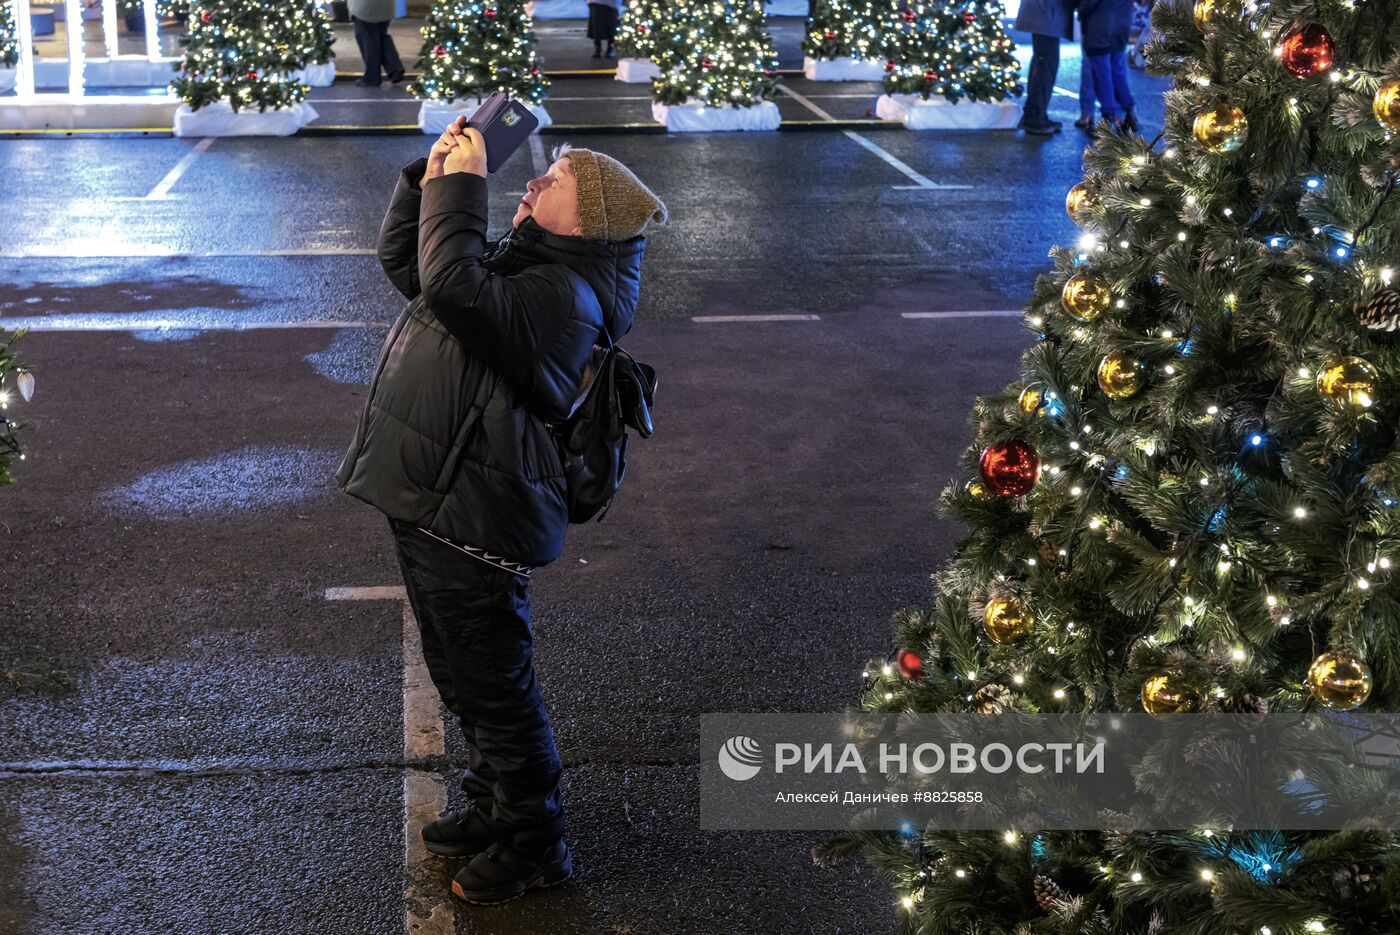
[
  {"x1": 822, "y1": 0, "x2": 1400, "y2": 932},
  {"x1": 651, "y1": 0, "x2": 778, "y2": 108},
  {"x1": 881, "y1": 0, "x2": 1020, "y2": 103},
  {"x1": 0, "y1": 328, "x2": 30, "y2": 488},
  {"x1": 411, "y1": 0, "x2": 548, "y2": 106},
  {"x1": 616, "y1": 0, "x2": 670, "y2": 61},
  {"x1": 1, "y1": 0, "x2": 17, "y2": 68},
  {"x1": 803, "y1": 0, "x2": 896, "y2": 65},
  {"x1": 172, "y1": 0, "x2": 309, "y2": 111},
  {"x1": 284, "y1": 0, "x2": 335, "y2": 71}
]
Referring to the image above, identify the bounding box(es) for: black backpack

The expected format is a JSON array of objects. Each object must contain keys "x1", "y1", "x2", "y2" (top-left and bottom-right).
[{"x1": 552, "y1": 329, "x2": 656, "y2": 524}]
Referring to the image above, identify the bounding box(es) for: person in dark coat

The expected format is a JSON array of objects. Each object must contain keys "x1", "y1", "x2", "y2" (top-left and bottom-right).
[
  {"x1": 1014, "y1": 0, "x2": 1074, "y2": 136},
  {"x1": 337, "y1": 117, "x2": 667, "y2": 904},
  {"x1": 348, "y1": 0, "x2": 405, "y2": 87},
  {"x1": 587, "y1": 0, "x2": 620, "y2": 59},
  {"x1": 1079, "y1": 0, "x2": 1138, "y2": 131}
]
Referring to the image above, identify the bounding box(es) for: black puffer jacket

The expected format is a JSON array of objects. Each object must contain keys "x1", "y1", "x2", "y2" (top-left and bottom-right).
[{"x1": 336, "y1": 158, "x2": 645, "y2": 566}]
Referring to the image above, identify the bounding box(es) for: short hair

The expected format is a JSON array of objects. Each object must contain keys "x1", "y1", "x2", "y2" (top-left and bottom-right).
[{"x1": 550, "y1": 142, "x2": 575, "y2": 163}]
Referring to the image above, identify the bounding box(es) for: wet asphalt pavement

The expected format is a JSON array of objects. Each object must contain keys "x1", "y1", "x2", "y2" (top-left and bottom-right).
[{"x1": 0, "y1": 19, "x2": 1172, "y2": 935}]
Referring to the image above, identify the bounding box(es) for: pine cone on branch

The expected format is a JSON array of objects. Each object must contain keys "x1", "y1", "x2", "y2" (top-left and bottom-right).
[
  {"x1": 1034, "y1": 874, "x2": 1065, "y2": 912},
  {"x1": 1333, "y1": 862, "x2": 1378, "y2": 900},
  {"x1": 974, "y1": 683, "x2": 1013, "y2": 713}
]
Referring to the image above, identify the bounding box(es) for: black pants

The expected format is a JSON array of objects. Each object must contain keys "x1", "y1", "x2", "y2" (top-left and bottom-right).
[
  {"x1": 390, "y1": 519, "x2": 565, "y2": 844},
  {"x1": 1022, "y1": 33, "x2": 1061, "y2": 128},
  {"x1": 352, "y1": 16, "x2": 404, "y2": 85}
]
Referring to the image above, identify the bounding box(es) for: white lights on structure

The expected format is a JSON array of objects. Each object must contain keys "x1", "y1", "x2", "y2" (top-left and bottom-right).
[
  {"x1": 65, "y1": 0, "x2": 86, "y2": 95},
  {"x1": 12, "y1": 0, "x2": 162, "y2": 100}
]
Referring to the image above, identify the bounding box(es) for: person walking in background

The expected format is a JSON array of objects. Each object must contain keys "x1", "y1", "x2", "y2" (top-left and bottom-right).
[
  {"x1": 1014, "y1": 0, "x2": 1074, "y2": 136},
  {"x1": 350, "y1": 0, "x2": 405, "y2": 87},
  {"x1": 587, "y1": 0, "x2": 620, "y2": 59},
  {"x1": 1079, "y1": 0, "x2": 1138, "y2": 132}
]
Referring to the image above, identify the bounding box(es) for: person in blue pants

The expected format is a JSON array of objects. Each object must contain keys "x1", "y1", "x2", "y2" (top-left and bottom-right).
[
  {"x1": 1079, "y1": 0, "x2": 1138, "y2": 133},
  {"x1": 1014, "y1": 0, "x2": 1074, "y2": 136}
]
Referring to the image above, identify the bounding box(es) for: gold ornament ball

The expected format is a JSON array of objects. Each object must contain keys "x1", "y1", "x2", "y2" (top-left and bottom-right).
[
  {"x1": 1375, "y1": 79, "x2": 1400, "y2": 132},
  {"x1": 1193, "y1": 0, "x2": 1240, "y2": 29},
  {"x1": 982, "y1": 597, "x2": 1034, "y2": 644},
  {"x1": 1315, "y1": 356, "x2": 1380, "y2": 410},
  {"x1": 1141, "y1": 672, "x2": 1196, "y2": 714},
  {"x1": 965, "y1": 480, "x2": 986, "y2": 498},
  {"x1": 1061, "y1": 272, "x2": 1112, "y2": 321},
  {"x1": 1193, "y1": 104, "x2": 1248, "y2": 154},
  {"x1": 1097, "y1": 352, "x2": 1148, "y2": 400},
  {"x1": 1306, "y1": 650, "x2": 1373, "y2": 710},
  {"x1": 1017, "y1": 385, "x2": 1044, "y2": 415},
  {"x1": 1065, "y1": 182, "x2": 1095, "y2": 224}
]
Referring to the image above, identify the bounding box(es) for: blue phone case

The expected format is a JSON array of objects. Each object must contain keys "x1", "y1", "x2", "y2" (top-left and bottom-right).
[{"x1": 466, "y1": 92, "x2": 540, "y2": 174}]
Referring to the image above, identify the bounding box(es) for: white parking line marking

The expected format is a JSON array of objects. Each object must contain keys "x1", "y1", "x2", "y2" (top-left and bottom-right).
[
  {"x1": 776, "y1": 85, "x2": 972, "y2": 191},
  {"x1": 902, "y1": 310, "x2": 1021, "y2": 319},
  {"x1": 327, "y1": 585, "x2": 452, "y2": 935},
  {"x1": 691, "y1": 314, "x2": 821, "y2": 323},
  {"x1": 7, "y1": 319, "x2": 387, "y2": 332},
  {"x1": 2, "y1": 248, "x2": 378, "y2": 258},
  {"x1": 529, "y1": 131, "x2": 549, "y2": 175},
  {"x1": 145, "y1": 137, "x2": 215, "y2": 201},
  {"x1": 1053, "y1": 87, "x2": 1080, "y2": 99}
]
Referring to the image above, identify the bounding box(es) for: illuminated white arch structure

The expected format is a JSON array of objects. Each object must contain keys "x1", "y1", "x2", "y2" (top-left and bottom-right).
[{"x1": 1, "y1": 0, "x2": 179, "y2": 129}]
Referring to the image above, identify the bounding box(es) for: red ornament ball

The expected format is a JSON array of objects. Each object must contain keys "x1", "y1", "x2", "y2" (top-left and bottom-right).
[
  {"x1": 823, "y1": 29, "x2": 837, "y2": 38},
  {"x1": 199, "y1": 10, "x2": 211, "y2": 22},
  {"x1": 903, "y1": 9, "x2": 916, "y2": 21},
  {"x1": 636, "y1": 23, "x2": 648, "y2": 33},
  {"x1": 1279, "y1": 23, "x2": 1334, "y2": 78},
  {"x1": 484, "y1": 6, "x2": 497, "y2": 16},
  {"x1": 962, "y1": 10, "x2": 977, "y2": 22},
  {"x1": 245, "y1": 69, "x2": 257, "y2": 79},
  {"x1": 897, "y1": 649, "x2": 924, "y2": 680},
  {"x1": 978, "y1": 439, "x2": 1041, "y2": 497},
  {"x1": 530, "y1": 67, "x2": 540, "y2": 75},
  {"x1": 433, "y1": 44, "x2": 447, "y2": 57},
  {"x1": 923, "y1": 69, "x2": 938, "y2": 81},
  {"x1": 884, "y1": 60, "x2": 896, "y2": 71},
  {"x1": 701, "y1": 58, "x2": 713, "y2": 69}
]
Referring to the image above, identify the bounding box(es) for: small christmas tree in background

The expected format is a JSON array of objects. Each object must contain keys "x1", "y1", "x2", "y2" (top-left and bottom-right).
[
  {"x1": 2, "y1": 0, "x2": 19, "y2": 67},
  {"x1": 172, "y1": 0, "x2": 308, "y2": 111},
  {"x1": 803, "y1": 0, "x2": 896, "y2": 64},
  {"x1": 616, "y1": 0, "x2": 669, "y2": 61},
  {"x1": 881, "y1": 0, "x2": 1020, "y2": 103},
  {"x1": 285, "y1": 0, "x2": 335, "y2": 70},
  {"x1": 0, "y1": 328, "x2": 31, "y2": 488},
  {"x1": 819, "y1": 0, "x2": 1400, "y2": 930},
  {"x1": 411, "y1": 0, "x2": 548, "y2": 105},
  {"x1": 651, "y1": 0, "x2": 778, "y2": 108}
]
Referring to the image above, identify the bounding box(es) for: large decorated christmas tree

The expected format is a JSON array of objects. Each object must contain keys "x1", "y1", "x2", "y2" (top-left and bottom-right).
[
  {"x1": 882, "y1": 0, "x2": 1020, "y2": 103},
  {"x1": 411, "y1": 0, "x2": 548, "y2": 105},
  {"x1": 651, "y1": 0, "x2": 779, "y2": 107},
  {"x1": 285, "y1": 0, "x2": 335, "y2": 69},
  {"x1": 823, "y1": 0, "x2": 1400, "y2": 931},
  {"x1": 171, "y1": 0, "x2": 308, "y2": 111},
  {"x1": 0, "y1": 328, "x2": 31, "y2": 487},
  {"x1": 803, "y1": 0, "x2": 896, "y2": 64}
]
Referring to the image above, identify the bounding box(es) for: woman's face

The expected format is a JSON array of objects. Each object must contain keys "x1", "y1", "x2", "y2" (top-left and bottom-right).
[{"x1": 513, "y1": 157, "x2": 582, "y2": 237}]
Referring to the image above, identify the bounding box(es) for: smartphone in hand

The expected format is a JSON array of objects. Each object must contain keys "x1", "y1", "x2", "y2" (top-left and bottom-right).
[{"x1": 466, "y1": 92, "x2": 540, "y2": 174}]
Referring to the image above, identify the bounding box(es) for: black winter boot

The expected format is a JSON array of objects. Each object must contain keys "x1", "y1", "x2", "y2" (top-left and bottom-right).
[
  {"x1": 450, "y1": 838, "x2": 573, "y2": 904},
  {"x1": 421, "y1": 802, "x2": 497, "y2": 859}
]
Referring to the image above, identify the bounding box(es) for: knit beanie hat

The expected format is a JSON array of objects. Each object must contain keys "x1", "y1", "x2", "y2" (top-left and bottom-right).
[{"x1": 558, "y1": 146, "x2": 668, "y2": 241}]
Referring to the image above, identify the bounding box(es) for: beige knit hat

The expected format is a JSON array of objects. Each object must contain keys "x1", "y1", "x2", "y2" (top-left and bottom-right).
[{"x1": 556, "y1": 145, "x2": 668, "y2": 241}]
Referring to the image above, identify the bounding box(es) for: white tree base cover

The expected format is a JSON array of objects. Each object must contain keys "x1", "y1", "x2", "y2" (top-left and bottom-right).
[
  {"x1": 875, "y1": 93, "x2": 1021, "y2": 130},
  {"x1": 417, "y1": 98, "x2": 553, "y2": 135},
  {"x1": 0, "y1": 93, "x2": 179, "y2": 130},
  {"x1": 291, "y1": 61, "x2": 336, "y2": 88},
  {"x1": 802, "y1": 55, "x2": 885, "y2": 81},
  {"x1": 0, "y1": 69, "x2": 14, "y2": 95},
  {"x1": 173, "y1": 101, "x2": 319, "y2": 137},
  {"x1": 614, "y1": 57, "x2": 659, "y2": 83},
  {"x1": 32, "y1": 56, "x2": 179, "y2": 89},
  {"x1": 651, "y1": 99, "x2": 781, "y2": 132}
]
